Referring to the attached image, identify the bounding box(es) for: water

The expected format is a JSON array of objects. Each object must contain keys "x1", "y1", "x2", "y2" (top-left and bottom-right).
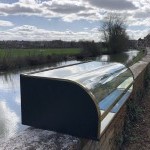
[
  {"x1": 96, "y1": 50, "x2": 139, "y2": 64},
  {"x1": 0, "y1": 50, "x2": 139, "y2": 140}
]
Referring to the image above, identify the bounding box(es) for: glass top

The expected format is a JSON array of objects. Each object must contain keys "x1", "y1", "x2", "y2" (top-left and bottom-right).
[{"x1": 31, "y1": 61, "x2": 133, "y2": 104}]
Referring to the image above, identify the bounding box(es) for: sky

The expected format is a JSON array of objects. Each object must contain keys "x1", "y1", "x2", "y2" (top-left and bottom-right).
[{"x1": 0, "y1": 0, "x2": 149, "y2": 41}]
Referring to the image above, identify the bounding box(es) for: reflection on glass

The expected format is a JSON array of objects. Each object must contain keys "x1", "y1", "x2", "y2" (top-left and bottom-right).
[
  {"x1": 100, "y1": 79, "x2": 133, "y2": 134},
  {"x1": 100, "y1": 78, "x2": 133, "y2": 113},
  {"x1": 32, "y1": 61, "x2": 133, "y2": 135},
  {"x1": 32, "y1": 61, "x2": 104, "y2": 78},
  {"x1": 100, "y1": 86, "x2": 133, "y2": 134},
  {"x1": 32, "y1": 61, "x2": 133, "y2": 104}
]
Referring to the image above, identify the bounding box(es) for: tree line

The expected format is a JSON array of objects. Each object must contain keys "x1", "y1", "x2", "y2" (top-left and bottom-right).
[
  {"x1": 0, "y1": 13, "x2": 141, "y2": 54},
  {"x1": 0, "y1": 40, "x2": 80, "y2": 49}
]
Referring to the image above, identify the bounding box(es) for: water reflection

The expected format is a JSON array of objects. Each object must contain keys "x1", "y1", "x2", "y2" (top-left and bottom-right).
[
  {"x1": 96, "y1": 55, "x2": 110, "y2": 62},
  {"x1": 0, "y1": 60, "x2": 81, "y2": 140},
  {"x1": 96, "y1": 50, "x2": 139, "y2": 64},
  {"x1": 0, "y1": 50, "x2": 138, "y2": 140},
  {"x1": 0, "y1": 74, "x2": 26, "y2": 140},
  {"x1": 0, "y1": 101, "x2": 19, "y2": 139},
  {"x1": 125, "y1": 50, "x2": 139, "y2": 63}
]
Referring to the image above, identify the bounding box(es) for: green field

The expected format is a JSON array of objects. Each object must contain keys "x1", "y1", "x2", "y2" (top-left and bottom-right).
[
  {"x1": 0, "y1": 48, "x2": 82, "y2": 71},
  {"x1": 0, "y1": 48, "x2": 81, "y2": 58},
  {"x1": 0, "y1": 48, "x2": 145, "y2": 72}
]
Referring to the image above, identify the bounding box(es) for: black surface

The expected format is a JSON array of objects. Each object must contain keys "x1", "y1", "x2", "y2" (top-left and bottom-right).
[{"x1": 20, "y1": 75, "x2": 99, "y2": 140}]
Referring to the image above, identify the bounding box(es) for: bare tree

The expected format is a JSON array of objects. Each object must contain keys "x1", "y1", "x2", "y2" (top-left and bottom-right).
[{"x1": 101, "y1": 13, "x2": 129, "y2": 53}]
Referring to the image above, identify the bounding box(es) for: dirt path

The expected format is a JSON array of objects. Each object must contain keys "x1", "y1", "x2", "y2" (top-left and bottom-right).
[{"x1": 122, "y1": 85, "x2": 150, "y2": 150}]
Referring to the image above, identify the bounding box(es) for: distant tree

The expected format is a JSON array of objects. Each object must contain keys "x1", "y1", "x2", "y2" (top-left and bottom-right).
[
  {"x1": 81, "y1": 41, "x2": 100, "y2": 57},
  {"x1": 101, "y1": 13, "x2": 129, "y2": 53}
]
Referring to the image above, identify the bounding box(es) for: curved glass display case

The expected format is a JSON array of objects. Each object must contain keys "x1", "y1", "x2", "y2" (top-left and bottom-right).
[{"x1": 20, "y1": 61, "x2": 134, "y2": 140}]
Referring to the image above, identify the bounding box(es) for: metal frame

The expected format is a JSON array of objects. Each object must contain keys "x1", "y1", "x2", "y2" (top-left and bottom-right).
[{"x1": 20, "y1": 61, "x2": 134, "y2": 140}]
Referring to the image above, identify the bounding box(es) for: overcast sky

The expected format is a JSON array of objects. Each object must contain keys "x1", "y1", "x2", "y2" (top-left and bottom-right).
[{"x1": 0, "y1": 0, "x2": 149, "y2": 41}]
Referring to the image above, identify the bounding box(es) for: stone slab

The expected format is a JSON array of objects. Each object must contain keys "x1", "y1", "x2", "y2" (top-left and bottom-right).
[
  {"x1": 130, "y1": 61, "x2": 148, "y2": 79},
  {"x1": 0, "y1": 128, "x2": 81, "y2": 150}
]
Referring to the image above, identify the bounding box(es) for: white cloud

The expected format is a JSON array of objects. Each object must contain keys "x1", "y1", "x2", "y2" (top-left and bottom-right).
[
  {"x1": 129, "y1": 18, "x2": 150, "y2": 27},
  {"x1": 0, "y1": 0, "x2": 147, "y2": 23},
  {"x1": 0, "y1": 20, "x2": 14, "y2": 27},
  {"x1": 134, "y1": 9, "x2": 150, "y2": 19},
  {"x1": 84, "y1": 0, "x2": 137, "y2": 10},
  {"x1": 0, "y1": 0, "x2": 149, "y2": 40},
  {"x1": 0, "y1": 4, "x2": 42, "y2": 16},
  {"x1": 127, "y1": 29, "x2": 150, "y2": 40},
  {"x1": 45, "y1": 1, "x2": 87, "y2": 14},
  {"x1": 19, "y1": 0, "x2": 37, "y2": 5},
  {"x1": 84, "y1": 27, "x2": 88, "y2": 30},
  {"x1": 0, "y1": 25, "x2": 100, "y2": 41},
  {"x1": 91, "y1": 27, "x2": 99, "y2": 32}
]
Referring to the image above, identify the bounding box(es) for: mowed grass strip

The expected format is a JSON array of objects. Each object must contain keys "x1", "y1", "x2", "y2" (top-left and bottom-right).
[{"x1": 0, "y1": 48, "x2": 81, "y2": 58}]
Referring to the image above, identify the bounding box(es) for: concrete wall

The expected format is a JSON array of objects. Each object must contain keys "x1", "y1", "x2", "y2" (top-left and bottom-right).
[{"x1": 0, "y1": 49, "x2": 150, "y2": 150}]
